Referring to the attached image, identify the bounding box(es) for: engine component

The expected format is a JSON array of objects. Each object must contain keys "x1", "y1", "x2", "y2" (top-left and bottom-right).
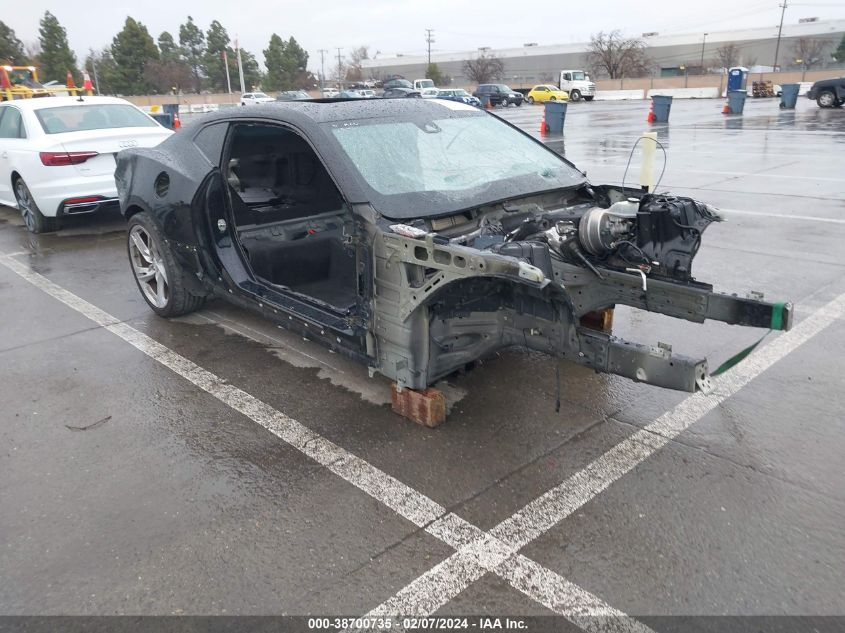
[
  {"x1": 636, "y1": 195, "x2": 722, "y2": 281},
  {"x1": 490, "y1": 241, "x2": 554, "y2": 280},
  {"x1": 578, "y1": 199, "x2": 639, "y2": 255}
]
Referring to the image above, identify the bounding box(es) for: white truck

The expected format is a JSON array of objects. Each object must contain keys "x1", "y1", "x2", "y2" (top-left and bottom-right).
[
  {"x1": 413, "y1": 79, "x2": 440, "y2": 98},
  {"x1": 559, "y1": 70, "x2": 596, "y2": 102}
]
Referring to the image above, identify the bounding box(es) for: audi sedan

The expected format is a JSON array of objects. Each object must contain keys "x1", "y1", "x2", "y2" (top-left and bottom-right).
[{"x1": 0, "y1": 96, "x2": 172, "y2": 233}]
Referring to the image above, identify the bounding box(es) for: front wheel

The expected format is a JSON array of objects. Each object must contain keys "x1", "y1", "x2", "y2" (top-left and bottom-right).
[
  {"x1": 500, "y1": 99, "x2": 508, "y2": 107},
  {"x1": 817, "y1": 91, "x2": 836, "y2": 108},
  {"x1": 527, "y1": 96, "x2": 534, "y2": 104},
  {"x1": 14, "y1": 177, "x2": 57, "y2": 234},
  {"x1": 569, "y1": 90, "x2": 581, "y2": 102},
  {"x1": 549, "y1": 96, "x2": 556, "y2": 101},
  {"x1": 127, "y1": 212, "x2": 205, "y2": 317}
]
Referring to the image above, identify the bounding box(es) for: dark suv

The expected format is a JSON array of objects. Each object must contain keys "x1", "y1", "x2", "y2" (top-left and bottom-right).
[
  {"x1": 806, "y1": 76, "x2": 845, "y2": 108},
  {"x1": 472, "y1": 84, "x2": 523, "y2": 107}
]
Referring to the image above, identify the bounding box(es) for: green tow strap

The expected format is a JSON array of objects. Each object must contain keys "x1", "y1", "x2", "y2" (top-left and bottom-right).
[{"x1": 710, "y1": 302, "x2": 787, "y2": 377}]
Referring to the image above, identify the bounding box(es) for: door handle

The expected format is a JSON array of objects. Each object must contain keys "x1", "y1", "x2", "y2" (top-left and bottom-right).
[{"x1": 0, "y1": 151, "x2": 7, "y2": 159}]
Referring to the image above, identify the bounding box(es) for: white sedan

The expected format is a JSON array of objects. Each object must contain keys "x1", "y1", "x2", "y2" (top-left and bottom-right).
[{"x1": 0, "y1": 96, "x2": 172, "y2": 233}]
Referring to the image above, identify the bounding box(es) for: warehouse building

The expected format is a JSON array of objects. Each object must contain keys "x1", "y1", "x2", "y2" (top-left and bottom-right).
[{"x1": 360, "y1": 18, "x2": 845, "y2": 87}]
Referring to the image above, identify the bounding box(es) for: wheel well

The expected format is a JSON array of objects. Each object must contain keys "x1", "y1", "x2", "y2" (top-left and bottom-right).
[{"x1": 124, "y1": 204, "x2": 145, "y2": 219}]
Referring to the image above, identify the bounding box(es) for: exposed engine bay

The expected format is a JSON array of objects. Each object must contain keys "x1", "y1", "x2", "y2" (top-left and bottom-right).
[{"x1": 369, "y1": 184, "x2": 792, "y2": 395}]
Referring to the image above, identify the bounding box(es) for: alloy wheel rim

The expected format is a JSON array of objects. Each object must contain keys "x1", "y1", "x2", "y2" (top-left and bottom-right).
[
  {"x1": 129, "y1": 225, "x2": 170, "y2": 308},
  {"x1": 15, "y1": 182, "x2": 35, "y2": 232},
  {"x1": 819, "y1": 93, "x2": 834, "y2": 106}
]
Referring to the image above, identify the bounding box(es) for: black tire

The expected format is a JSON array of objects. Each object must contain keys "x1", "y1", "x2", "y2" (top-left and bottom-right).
[
  {"x1": 500, "y1": 99, "x2": 509, "y2": 108},
  {"x1": 569, "y1": 90, "x2": 581, "y2": 102},
  {"x1": 14, "y1": 177, "x2": 58, "y2": 234},
  {"x1": 515, "y1": 100, "x2": 522, "y2": 107},
  {"x1": 127, "y1": 211, "x2": 205, "y2": 317},
  {"x1": 584, "y1": 96, "x2": 594, "y2": 101},
  {"x1": 527, "y1": 96, "x2": 534, "y2": 104},
  {"x1": 817, "y1": 90, "x2": 836, "y2": 108}
]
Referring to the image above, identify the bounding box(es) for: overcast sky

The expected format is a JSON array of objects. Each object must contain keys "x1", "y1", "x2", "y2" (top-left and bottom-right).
[{"x1": 6, "y1": 0, "x2": 845, "y2": 71}]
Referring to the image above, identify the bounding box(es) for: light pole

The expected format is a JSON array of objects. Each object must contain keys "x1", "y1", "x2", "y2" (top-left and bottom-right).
[
  {"x1": 773, "y1": 1, "x2": 788, "y2": 71},
  {"x1": 700, "y1": 33, "x2": 707, "y2": 73}
]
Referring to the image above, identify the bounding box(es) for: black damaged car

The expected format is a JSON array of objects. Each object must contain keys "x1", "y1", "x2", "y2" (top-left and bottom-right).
[
  {"x1": 806, "y1": 76, "x2": 845, "y2": 108},
  {"x1": 116, "y1": 99, "x2": 792, "y2": 401}
]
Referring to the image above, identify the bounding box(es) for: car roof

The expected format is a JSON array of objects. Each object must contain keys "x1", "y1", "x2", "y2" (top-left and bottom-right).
[
  {"x1": 195, "y1": 98, "x2": 480, "y2": 126},
  {"x1": 3, "y1": 95, "x2": 135, "y2": 111}
]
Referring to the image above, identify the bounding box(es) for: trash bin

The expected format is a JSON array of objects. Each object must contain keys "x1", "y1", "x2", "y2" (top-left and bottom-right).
[
  {"x1": 544, "y1": 100, "x2": 567, "y2": 134},
  {"x1": 651, "y1": 95, "x2": 673, "y2": 122},
  {"x1": 779, "y1": 83, "x2": 800, "y2": 109},
  {"x1": 149, "y1": 112, "x2": 174, "y2": 129},
  {"x1": 727, "y1": 90, "x2": 747, "y2": 114}
]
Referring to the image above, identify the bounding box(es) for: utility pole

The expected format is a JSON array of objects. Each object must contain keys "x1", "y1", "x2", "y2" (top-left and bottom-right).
[
  {"x1": 773, "y1": 0, "x2": 788, "y2": 71},
  {"x1": 318, "y1": 49, "x2": 327, "y2": 93},
  {"x1": 700, "y1": 33, "x2": 707, "y2": 73},
  {"x1": 336, "y1": 47, "x2": 343, "y2": 87},
  {"x1": 90, "y1": 53, "x2": 101, "y2": 95},
  {"x1": 425, "y1": 28, "x2": 435, "y2": 66}
]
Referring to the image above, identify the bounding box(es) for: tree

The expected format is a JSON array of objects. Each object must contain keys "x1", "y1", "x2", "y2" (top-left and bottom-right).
[
  {"x1": 263, "y1": 34, "x2": 310, "y2": 90},
  {"x1": 792, "y1": 37, "x2": 828, "y2": 71},
  {"x1": 38, "y1": 11, "x2": 78, "y2": 83},
  {"x1": 0, "y1": 21, "x2": 28, "y2": 64},
  {"x1": 715, "y1": 43, "x2": 740, "y2": 70},
  {"x1": 84, "y1": 48, "x2": 118, "y2": 95},
  {"x1": 111, "y1": 17, "x2": 159, "y2": 95},
  {"x1": 834, "y1": 34, "x2": 845, "y2": 63},
  {"x1": 425, "y1": 62, "x2": 444, "y2": 85},
  {"x1": 346, "y1": 45, "x2": 369, "y2": 82},
  {"x1": 585, "y1": 31, "x2": 650, "y2": 79},
  {"x1": 204, "y1": 20, "x2": 232, "y2": 92},
  {"x1": 462, "y1": 51, "x2": 504, "y2": 84},
  {"x1": 158, "y1": 31, "x2": 179, "y2": 61},
  {"x1": 179, "y1": 16, "x2": 205, "y2": 93},
  {"x1": 144, "y1": 58, "x2": 193, "y2": 94}
]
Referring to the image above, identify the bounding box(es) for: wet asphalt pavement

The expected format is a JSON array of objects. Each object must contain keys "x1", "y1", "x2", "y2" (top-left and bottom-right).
[{"x1": 1, "y1": 97, "x2": 844, "y2": 628}]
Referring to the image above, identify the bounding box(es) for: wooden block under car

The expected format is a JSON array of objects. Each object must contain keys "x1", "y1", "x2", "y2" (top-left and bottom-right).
[{"x1": 391, "y1": 384, "x2": 446, "y2": 428}]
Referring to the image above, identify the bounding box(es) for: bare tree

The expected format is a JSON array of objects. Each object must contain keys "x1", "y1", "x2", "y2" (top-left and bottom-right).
[
  {"x1": 715, "y1": 43, "x2": 740, "y2": 70},
  {"x1": 792, "y1": 37, "x2": 829, "y2": 79},
  {"x1": 585, "y1": 31, "x2": 650, "y2": 79},
  {"x1": 462, "y1": 51, "x2": 504, "y2": 84},
  {"x1": 346, "y1": 45, "x2": 369, "y2": 81}
]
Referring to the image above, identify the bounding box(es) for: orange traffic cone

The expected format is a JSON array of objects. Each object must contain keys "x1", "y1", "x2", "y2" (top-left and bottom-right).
[
  {"x1": 172, "y1": 112, "x2": 181, "y2": 130},
  {"x1": 83, "y1": 70, "x2": 94, "y2": 92},
  {"x1": 647, "y1": 100, "x2": 655, "y2": 124},
  {"x1": 66, "y1": 71, "x2": 76, "y2": 89},
  {"x1": 722, "y1": 100, "x2": 730, "y2": 114},
  {"x1": 539, "y1": 109, "x2": 549, "y2": 136}
]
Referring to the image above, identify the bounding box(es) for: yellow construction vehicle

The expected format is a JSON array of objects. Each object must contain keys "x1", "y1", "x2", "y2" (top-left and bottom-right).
[{"x1": 1, "y1": 65, "x2": 91, "y2": 100}]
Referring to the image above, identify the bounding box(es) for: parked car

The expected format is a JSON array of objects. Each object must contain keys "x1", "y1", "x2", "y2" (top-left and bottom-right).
[
  {"x1": 436, "y1": 89, "x2": 481, "y2": 107},
  {"x1": 337, "y1": 90, "x2": 365, "y2": 99},
  {"x1": 276, "y1": 90, "x2": 311, "y2": 101},
  {"x1": 0, "y1": 96, "x2": 172, "y2": 233},
  {"x1": 359, "y1": 89, "x2": 376, "y2": 98},
  {"x1": 322, "y1": 88, "x2": 340, "y2": 98},
  {"x1": 115, "y1": 99, "x2": 792, "y2": 403},
  {"x1": 806, "y1": 76, "x2": 845, "y2": 108},
  {"x1": 382, "y1": 78, "x2": 413, "y2": 91},
  {"x1": 526, "y1": 85, "x2": 569, "y2": 104},
  {"x1": 382, "y1": 87, "x2": 421, "y2": 99},
  {"x1": 472, "y1": 84, "x2": 523, "y2": 107},
  {"x1": 241, "y1": 92, "x2": 274, "y2": 106}
]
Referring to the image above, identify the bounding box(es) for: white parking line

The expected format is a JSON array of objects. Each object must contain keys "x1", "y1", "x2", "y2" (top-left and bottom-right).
[
  {"x1": 364, "y1": 289, "x2": 845, "y2": 620},
  {"x1": 0, "y1": 251, "x2": 650, "y2": 632}
]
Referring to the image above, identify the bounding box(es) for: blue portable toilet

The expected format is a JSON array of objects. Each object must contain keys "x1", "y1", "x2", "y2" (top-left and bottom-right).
[{"x1": 727, "y1": 67, "x2": 748, "y2": 93}]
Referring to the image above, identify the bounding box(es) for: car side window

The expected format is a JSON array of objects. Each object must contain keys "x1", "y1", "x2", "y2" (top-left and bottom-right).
[
  {"x1": 0, "y1": 107, "x2": 25, "y2": 139},
  {"x1": 194, "y1": 122, "x2": 228, "y2": 166},
  {"x1": 563, "y1": 73, "x2": 571, "y2": 81}
]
